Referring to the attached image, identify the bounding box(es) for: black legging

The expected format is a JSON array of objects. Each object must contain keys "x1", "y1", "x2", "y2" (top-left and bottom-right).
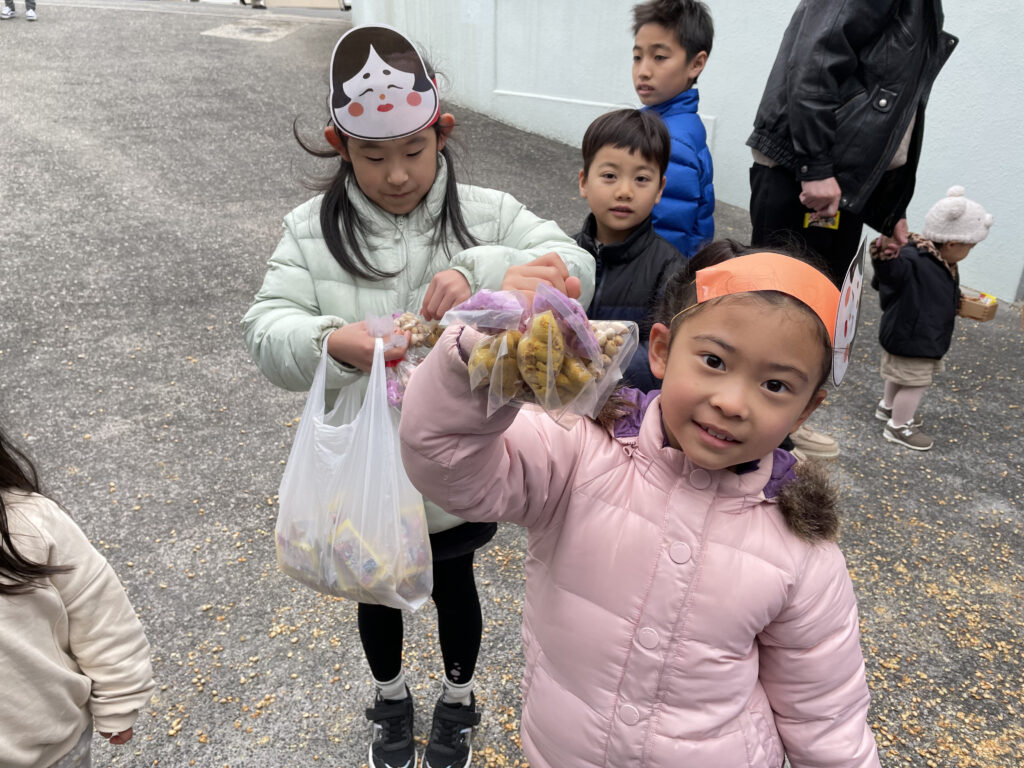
[{"x1": 357, "y1": 550, "x2": 482, "y2": 685}]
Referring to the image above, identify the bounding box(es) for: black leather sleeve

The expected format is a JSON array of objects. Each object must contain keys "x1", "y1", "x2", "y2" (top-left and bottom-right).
[{"x1": 785, "y1": 0, "x2": 899, "y2": 180}]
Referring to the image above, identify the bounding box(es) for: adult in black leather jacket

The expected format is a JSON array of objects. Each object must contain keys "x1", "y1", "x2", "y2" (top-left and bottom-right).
[{"x1": 746, "y1": 0, "x2": 957, "y2": 284}]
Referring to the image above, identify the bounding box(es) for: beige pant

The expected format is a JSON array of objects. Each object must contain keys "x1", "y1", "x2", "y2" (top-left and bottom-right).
[{"x1": 880, "y1": 350, "x2": 945, "y2": 387}]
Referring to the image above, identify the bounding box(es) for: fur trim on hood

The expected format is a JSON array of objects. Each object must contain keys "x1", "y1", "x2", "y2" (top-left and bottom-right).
[{"x1": 775, "y1": 459, "x2": 840, "y2": 542}]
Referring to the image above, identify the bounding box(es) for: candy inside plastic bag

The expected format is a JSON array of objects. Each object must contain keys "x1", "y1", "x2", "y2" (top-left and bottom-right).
[
  {"x1": 385, "y1": 312, "x2": 442, "y2": 408},
  {"x1": 457, "y1": 290, "x2": 638, "y2": 427},
  {"x1": 532, "y1": 283, "x2": 602, "y2": 361}
]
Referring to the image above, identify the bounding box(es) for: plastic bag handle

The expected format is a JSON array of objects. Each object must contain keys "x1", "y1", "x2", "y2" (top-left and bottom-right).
[
  {"x1": 313, "y1": 336, "x2": 391, "y2": 423},
  {"x1": 365, "y1": 337, "x2": 387, "y2": 414},
  {"x1": 308, "y1": 343, "x2": 334, "y2": 416}
]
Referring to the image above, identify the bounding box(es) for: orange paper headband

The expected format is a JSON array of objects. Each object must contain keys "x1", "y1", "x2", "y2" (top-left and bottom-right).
[{"x1": 695, "y1": 252, "x2": 840, "y2": 343}]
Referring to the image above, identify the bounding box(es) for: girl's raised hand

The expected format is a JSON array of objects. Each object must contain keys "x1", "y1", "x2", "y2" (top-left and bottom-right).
[
  {"x1": 326, "y1": 322, "x2": 410, "y2": 372},
  {"x1": 501, "y1": 252, "x2": 582, "y2": 301},
  {"x1": 99, "y1": 728, "x2": 133, "y2": 745},
  {"x1": 421, "y1": 269, "x2": 472, "y2": 321}
]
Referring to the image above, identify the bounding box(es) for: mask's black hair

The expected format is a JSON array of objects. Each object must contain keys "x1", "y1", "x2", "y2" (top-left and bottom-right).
[
  {"x1": 294, "y1": 53, "x2": 478, "y2": 282},
  {"x1": 329, "y1": 26, "x2": 434, "y2": 112}
]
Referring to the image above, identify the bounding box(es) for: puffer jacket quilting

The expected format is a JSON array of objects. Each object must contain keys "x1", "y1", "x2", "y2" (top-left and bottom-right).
[
  {"x1": 399, "y1": 328, "x2": 880, "y2": 767},
  {"x1": 242, "y1": 158, "x2": 595, "y2": 532},
  {"x1": 645, "y1": 89, "x2": 714, "y2": 258},
  {"x1": 574, "y1": 213, "x2": 685, "y2": 392}
]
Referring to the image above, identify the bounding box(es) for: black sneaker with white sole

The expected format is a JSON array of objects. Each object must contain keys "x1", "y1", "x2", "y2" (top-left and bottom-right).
[
  {"x1": 421, "y1": 694, "x2": 480, "y2": 768},
  {"x1": 366, "y1": 689, "x2": 416, "y2": 768}
]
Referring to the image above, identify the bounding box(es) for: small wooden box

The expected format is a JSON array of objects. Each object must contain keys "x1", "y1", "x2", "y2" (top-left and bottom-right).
[{"x1": 959, "y1": 292, "x2": 998, "y2": 322}]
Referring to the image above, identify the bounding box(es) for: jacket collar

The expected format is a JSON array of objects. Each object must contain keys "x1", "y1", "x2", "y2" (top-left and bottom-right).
[
  {"x1": 344, "y1": 154, "x2": 449, "y2": 236},
  {"x1": 647, "y1": 88, "x2": 700, "y2": 118},
  {"x1": 909, "y1": 232, "x2": 958, "y2": 279},
  {"x1": 578, "y1": 213, "x2": 657, "y2": 264}
]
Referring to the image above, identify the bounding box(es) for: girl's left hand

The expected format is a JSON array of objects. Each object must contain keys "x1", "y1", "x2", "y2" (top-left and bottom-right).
[
  {"x1": 421, "y1": 269, "x2": 471, "y2": 321},
  {"x1": 99, "y1": 728, "x2": 133, "y2": 745}
]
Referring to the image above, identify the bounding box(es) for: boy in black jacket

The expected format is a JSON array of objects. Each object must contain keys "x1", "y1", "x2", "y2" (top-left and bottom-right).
[
  {"x1": 574, "y1": 109, "x2": 685, "y2": 392},
  {"x1": 873, "y1": 186, "x2": 993, "y2": 451}
]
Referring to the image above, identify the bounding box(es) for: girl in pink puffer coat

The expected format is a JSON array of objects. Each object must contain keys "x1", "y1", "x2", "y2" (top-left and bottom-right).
[{"x1": 399, "y1": 242, "x2": 881, "y2": 768}]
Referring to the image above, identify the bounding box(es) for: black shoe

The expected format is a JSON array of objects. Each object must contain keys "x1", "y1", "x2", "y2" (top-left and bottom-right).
[
  {"x1": 238, "y1": 0, "x2": 247, "y2": 5},
  {"x1": 365, "y1": 689, "x2": 416, "y2": 768},
  {"x1": 422, "y1": 694, "x2": 480, "y2": 768}
]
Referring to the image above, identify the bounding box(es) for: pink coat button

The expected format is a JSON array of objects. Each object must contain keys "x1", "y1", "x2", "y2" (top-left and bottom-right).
[
  {"x1": 670, "y1": 541, "x2": 692, "y2": 564},
  {"x1": 689, "y1": 468, "x2": 711, "y2": 489},
  {"x1": 619, "y1": 704, "x2": 641, "y2": 725},
  {"x1": 637, "y1": 627, "x2": 659, "y2": 649}
]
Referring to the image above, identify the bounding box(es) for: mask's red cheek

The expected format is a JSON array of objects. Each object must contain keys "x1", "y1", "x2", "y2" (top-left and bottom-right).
[
  {"x1": 348, "y1": 102, "x2": 364, "y2": 117},
  {"x1": 407, "y1": 92, "x2": 422, "y2": 107}
]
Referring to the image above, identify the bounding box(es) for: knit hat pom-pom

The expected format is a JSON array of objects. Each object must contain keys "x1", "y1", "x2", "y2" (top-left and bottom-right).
[{"x1": 946, "y1": 185, "x2": 966, "y2": 197}]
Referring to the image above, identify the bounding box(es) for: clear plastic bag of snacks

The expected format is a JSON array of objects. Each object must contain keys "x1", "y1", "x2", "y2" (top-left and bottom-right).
[
  {"x1": 445, "y1": 285, "x2": 639, "y2": 427},
  {"x1": 386, "y1": 312, "x2": 442, "y2": 407},
  {"x1": 275, "y1": 327, "x2": 432, "y2": 609}
]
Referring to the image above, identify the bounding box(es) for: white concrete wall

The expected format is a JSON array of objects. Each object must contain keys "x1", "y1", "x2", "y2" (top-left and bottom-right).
[{"x1": 354, "y1": 1, "x2": 1024, "y2": 302}]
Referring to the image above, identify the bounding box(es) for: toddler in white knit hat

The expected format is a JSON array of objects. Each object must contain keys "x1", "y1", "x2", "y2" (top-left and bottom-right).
[{"x1": 870, "y1": 186, "x2": 993, "y2": 451}]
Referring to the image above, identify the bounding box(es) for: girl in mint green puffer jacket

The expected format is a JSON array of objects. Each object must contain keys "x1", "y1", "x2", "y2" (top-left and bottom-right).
[{"x1": 242, "y1": 25, "x2": 594, "y2": 768}]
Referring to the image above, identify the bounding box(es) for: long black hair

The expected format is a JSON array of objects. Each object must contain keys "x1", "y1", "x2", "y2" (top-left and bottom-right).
[
  {"x1": 0, "y1": 428, "x2": 71, "y2": 594},
  {"x1": 295, "y1": 55, "x2": 478, "y2": 282}
]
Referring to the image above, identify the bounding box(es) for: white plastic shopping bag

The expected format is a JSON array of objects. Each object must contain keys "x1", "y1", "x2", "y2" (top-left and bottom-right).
[{"x1": 275, "y1": 334, "x2": 432, "y2": 610}]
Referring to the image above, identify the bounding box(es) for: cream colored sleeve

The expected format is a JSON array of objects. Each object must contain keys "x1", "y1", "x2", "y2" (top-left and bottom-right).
[{"x1": 42, "y1": 500, "x2": 156, "y2": 734}]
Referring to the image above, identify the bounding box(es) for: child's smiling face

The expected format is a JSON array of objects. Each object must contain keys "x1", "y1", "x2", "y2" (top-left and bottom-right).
[
  {"x1": 579, "y1": 145, "x2": 665, "y2": 244},
  {"x1": 648, "y1": 295, "x2": 828, "y2": 470}
]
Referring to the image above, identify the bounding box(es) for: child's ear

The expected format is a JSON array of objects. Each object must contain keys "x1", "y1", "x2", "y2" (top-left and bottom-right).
[
  {"x1": 792, "y1": 389, "x2": 828, "y2": 432},
  {"x1": 578, "y1": 169, "x2": 588, "y2": 199},
  {"x1": 687, "y1": 50, "x2": 709, "y2": 82},
  {"x1": 437, "y1": 113, "x2": 455, "y2": 151},
  {"x1": 324, "y1": 125, "x2": 349, "y2": 161},
  {"x1": 654, "y1": 174, "x2": 667, "y2": 204},
  {"x1": 648, "y1": 322, "x2": 671, "y2": 380}
]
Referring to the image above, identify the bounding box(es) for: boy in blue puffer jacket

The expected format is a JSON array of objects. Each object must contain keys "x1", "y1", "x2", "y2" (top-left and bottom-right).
[{"x1": 631, "y1": 0, "x2": 715, "y2": 257}]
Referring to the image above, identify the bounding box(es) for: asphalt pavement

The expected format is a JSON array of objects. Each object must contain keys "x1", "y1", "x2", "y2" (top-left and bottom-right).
[{"x1": 1, "y1": 2, "x2": 1022, "y2": 766}]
